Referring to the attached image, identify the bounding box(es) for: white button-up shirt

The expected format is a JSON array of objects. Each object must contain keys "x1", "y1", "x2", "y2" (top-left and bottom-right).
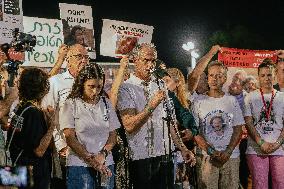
[
  {"x1": 42, "y1": 70, "x2": 74, "y2": 152},
  {"x1": 117, "y1": 74, "x2": 174, "y2": 161}
]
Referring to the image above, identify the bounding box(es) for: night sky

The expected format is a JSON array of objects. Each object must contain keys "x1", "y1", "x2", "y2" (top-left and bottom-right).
[{"x1": 23, "y1": 0, "x2": 284, "y2": 73}]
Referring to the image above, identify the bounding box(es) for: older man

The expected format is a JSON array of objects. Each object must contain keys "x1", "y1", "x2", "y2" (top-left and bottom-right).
[
  {"x1": 117, "y1": 43, "x2": 194, "y2": 188},
  {"x1": 42, "y1": 44, "x2": 89, "y2": 188}
]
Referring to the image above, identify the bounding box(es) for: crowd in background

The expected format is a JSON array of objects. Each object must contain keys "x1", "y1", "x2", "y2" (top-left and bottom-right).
[{"x1": 0, "y1": 41, "x2": 284, "y2": 189}]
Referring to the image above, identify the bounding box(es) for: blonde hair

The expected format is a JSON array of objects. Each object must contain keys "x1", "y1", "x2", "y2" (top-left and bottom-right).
[{"x1": 167, "y1": 68, "x2": 189, "y2": 108}]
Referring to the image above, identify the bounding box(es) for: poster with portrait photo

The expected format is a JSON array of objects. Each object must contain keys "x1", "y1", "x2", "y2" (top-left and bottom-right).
[
  {"x1": 59, "y1": 3, "x2": 96, "y2": 59},
  {"x1": 0, "y1": 0, "x2": 23, "y2": 44},
  {"x1": 115, "y1": 35, "x2": 138, "y2": 55},
  {"x1": 100, "y1": 19, "x2": 154, "y2": 58}
]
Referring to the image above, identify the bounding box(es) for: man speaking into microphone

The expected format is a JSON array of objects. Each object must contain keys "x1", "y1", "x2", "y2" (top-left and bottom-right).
[{"x1": 117, "y1": 43, "x2": 195, "y2": 189}]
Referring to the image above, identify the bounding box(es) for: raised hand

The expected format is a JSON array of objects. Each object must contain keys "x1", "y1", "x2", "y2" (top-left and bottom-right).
[
  {"x1": 58, "y1": 44, "x2": 69, "y2": 59},
  {"x1": 120, "y1": 55, "x2": 129, "y2": 69},
  {"x1": 276, "y1": 50, "x2": 284, "y2": 59},
  {"x1": 210, "y1": 45, "x2": 222, "y2": 55},
  {"x1": 147, "y1": 90, "x2": 166, "y2": 109}
]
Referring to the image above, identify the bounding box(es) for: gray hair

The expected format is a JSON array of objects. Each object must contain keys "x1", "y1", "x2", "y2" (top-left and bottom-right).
[
  {"x1": 129, "y1": 43, "x2": 157, "y2": 59},
  {"x1": 242, "y1": 75, "x2": 257, "y2": 86}
]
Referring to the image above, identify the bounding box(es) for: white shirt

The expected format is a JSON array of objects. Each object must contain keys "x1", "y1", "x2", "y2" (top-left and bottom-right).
[
  {"x1": 192, "y1": 94, "x2": 245, "y2": 158},
  {"x1": 59, "y1": 97, "x2": 120, "y2": 167},
  {"x1": 117, "y1": 74, "x2": 175, "y2": 160},
  {"x1": 41, "y1": 70, "x2": 74, "y2": 152},
  {"x1": 244, "y1": 90, "x2": 284, "y2": 155}
]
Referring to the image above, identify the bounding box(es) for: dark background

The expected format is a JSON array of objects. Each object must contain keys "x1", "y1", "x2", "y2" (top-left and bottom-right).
[{"x1": 23, "y1": 0, "x2": 284, "y2": 74}]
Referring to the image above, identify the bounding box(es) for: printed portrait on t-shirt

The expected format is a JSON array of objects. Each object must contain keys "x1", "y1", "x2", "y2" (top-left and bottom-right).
[
  {"x1": 256, "y1": 100, "x2": 276, "y2": 135},
  {"x1": 201, "y1": 110, "x2": 233, "y2": 145},
  {"x1": 115, "y1": 35, "x2": 138, "y2": 55}
]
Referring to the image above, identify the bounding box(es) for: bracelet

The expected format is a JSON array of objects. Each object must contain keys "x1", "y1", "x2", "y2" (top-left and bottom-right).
[
  {"x1": 258, "y1": 139, "x2": 265, "y2": 147},
  {"x1": 276, "y1": 138, "x2": 283, "y2": 146},
  {"x1": 145, "y1": 105, "x2": 154, "y2": 113},
  {"x1": 207, "y1": 146, "x2": 215, "y2": 156}
]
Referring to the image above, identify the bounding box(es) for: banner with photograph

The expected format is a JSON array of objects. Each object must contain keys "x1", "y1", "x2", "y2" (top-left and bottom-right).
[
  {"x1": 59, "y1": 3, "x2": 95, "y2": 59},
  {"x1": 0, "y1": 0, "x2": 23, "y2": 44},
  {"x1": 218, "y1": 47, "x2": 277, "y2": 68},
  {"x1": 100, "y1": 19, "x2": 154, "y2": 58},
  {"x1": 22, "y1": 16, "x2": 64, "y2": 67}
]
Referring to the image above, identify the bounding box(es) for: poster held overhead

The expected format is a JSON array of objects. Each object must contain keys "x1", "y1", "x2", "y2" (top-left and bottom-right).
[
  {"x1": 59, "y1": 3, "x2": 96, "y2": 59},
  {"x1": 0, "y1": 0, "x2": 23, "y2": 44},
  {"x1": 100, "y1": 19, "x2": 154, "y2": 58}
]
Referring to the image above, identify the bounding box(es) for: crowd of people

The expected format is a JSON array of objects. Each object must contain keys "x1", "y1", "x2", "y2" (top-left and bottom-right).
[{"x1": 0, "y1": 41, "x2": 284, "y2": 189}]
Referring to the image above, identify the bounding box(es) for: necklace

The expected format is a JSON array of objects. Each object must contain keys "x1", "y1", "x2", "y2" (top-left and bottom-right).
[
  {"x1": 82, "y1": 97, "x2": 100, "y2": 113},
  {"x1": 260, "y1": 88, "x2": 275, "y2": 121}
]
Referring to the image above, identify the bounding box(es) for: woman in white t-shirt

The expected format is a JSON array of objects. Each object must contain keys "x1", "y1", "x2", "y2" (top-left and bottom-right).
[
  {"x1": 60, "y1": 64, "x2": 120, "y2": 189},
  {"x1": 244, "y1": 60, "x2": 284, "y2": 189}
]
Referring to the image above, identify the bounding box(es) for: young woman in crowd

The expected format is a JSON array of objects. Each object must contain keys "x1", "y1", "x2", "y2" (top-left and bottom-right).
[
  {"x1": 7, "y1": 68, "x2": 55, "y2": 189},
  {"x1": 244, "y1": 59, "x2": 284, "y2": 189},
  {"x1": 60, "y1": 64, "x2": 120, "y2": 189}
]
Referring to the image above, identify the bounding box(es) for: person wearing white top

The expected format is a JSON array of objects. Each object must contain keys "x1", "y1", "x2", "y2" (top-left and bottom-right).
[
  {"x1": 117, "y1": 43, "x2": 195, "y2": 189},
  {"x1": 41, "y1": 44, "x2": 89, "y2": 187},
  {"x1": 60, "y1": 64, "x2": 119, "y2": 189},
  {"x1": 244, "y1": 60, "x2": 284, "y2": 189},
  {"x1": 191, "y1": 61, "x2": 245, "y2": 189}
]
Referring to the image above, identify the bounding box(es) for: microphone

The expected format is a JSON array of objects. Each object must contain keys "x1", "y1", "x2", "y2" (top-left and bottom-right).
[{"x1": 151, "y1": 59, "x2": 169, "y2": 79}]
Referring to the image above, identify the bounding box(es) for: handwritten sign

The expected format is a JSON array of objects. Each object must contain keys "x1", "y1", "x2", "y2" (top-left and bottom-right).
[
  {"x1": 59, "y1": 3, "x2": 95, "y2": 59},
  {"x1": 0, "y1": 0, "x2": 23, "y2": 44},
  {"x1": 100, "y1": 19, "x2": 154, "y2": 58},
  {"x1": 22, "y1": 16, "x2": 63, "y2": 67},
  {"x1": 218, "y1": 47, "x2": 277, "y2": 68}
]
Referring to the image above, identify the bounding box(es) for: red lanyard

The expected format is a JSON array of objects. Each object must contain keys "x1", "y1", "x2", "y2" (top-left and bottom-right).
[{"x1": 260, "y1": 88, "x2": 275, "y2": 121}]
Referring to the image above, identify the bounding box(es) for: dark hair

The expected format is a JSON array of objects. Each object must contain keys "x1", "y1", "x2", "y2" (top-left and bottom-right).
[
  {"x1": 257, "y1": 58, "x2": 275, "y2": 74},
  {"x1": 18, "y1": 68, "x2": 50, "y2": 102},
  {"x1": 68, "y1": 63, "x2": 105, "y2": 99},
  {"x1": 210, "y1": 115, "x2": 226, "y2": 128},
  {"x1": 65, "y1": 25, "x2": 86, "y2": 46}
]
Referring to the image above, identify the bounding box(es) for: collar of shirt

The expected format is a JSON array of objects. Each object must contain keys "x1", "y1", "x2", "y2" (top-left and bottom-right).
[
  {"x1": 62, "y1": 70, "x2": 74, "y2": 80},
  {"x1": 126, "y1": 73, "x2": 149, "y2": 88}
]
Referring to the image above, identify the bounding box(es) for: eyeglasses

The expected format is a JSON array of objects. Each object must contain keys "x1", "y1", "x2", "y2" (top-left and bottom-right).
[{"x1": 70, "y1": 54, "x2": 90, "y2": 61}]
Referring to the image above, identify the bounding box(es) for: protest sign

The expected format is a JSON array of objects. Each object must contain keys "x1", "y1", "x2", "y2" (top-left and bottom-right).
[
  {"x1": 0, "y1": 0, "x2": 23, "y2": 44},
  {"x1": 59, "y1": 3, "x2": 95, "y2": 59},
  {"x1": 22, "y1": 16, "x2": 64, "y2": 67},
  {"x1": 100, "y1": 19, "x2": 154, "y2": 58},
  {"x1": 218, "y1": 47, "x2": 277, "y2": 68}
]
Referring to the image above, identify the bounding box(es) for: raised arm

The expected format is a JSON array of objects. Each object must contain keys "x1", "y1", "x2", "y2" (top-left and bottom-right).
[
  {"x1": 48, "y1": 44, "x2": 68, "y2": 77},
  {"x1": 188, "y1": 45, "x2": 221, "y2": 93},
  {"x1": 109, "y1": 56, "x2": 129, "y2": 108}
]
